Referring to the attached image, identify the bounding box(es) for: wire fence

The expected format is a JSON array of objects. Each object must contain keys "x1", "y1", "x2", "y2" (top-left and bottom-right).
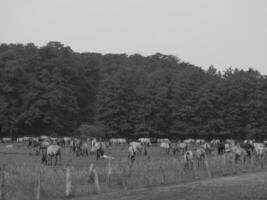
[{"x1": 0, "y1": 152, "x2": 266, "y2": 200}]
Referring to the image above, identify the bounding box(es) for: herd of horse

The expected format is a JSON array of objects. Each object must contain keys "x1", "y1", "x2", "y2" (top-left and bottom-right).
[
  {"x1": 127, "y1": 138, "x2": 267, "y2": 169},
  {"x1": 2, "y1": 136, "x2": 267, "y2": 169},
  {"x1": 25, "y1": 136, "x2": 106, "y2": 165}
]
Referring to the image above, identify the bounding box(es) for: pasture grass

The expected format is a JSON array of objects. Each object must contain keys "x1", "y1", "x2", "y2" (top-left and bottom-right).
[{"x1": 0, "y1": 143, "x2": 266, "y2": 200}]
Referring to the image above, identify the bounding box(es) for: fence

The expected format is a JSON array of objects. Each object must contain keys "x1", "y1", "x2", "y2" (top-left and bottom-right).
[{"x1": 0, "y1": 153, "x2": 266, "y2": 200}]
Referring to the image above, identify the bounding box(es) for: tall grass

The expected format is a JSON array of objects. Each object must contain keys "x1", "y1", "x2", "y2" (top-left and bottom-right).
[{"x1": 0, "y1": 145, "x2": 266, "y2": 200}]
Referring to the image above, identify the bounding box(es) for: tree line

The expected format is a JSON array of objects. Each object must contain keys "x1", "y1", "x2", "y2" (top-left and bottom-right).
[{"x1": 0, "y1": 42, "x2": 266, "y2": 140}]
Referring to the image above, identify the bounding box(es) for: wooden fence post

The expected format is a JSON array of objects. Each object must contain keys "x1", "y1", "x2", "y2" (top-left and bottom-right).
[
  {"x1": 36, "y1": 170, "x2": 41, "y2": 200},
  {"x1": 204, "y1": 158, "x2": 212, "y2": 178},
  {"x1": 93, "y1": 169, "x2": 101, "y2": 194},
  {"x1": 231, "y1": 154, "x2": 236, "y2": 174},
  {"x1": 177, "y1": 159, "x2": 183, "y2": 180},
  {"x1": 0, "y1": 164, "x2": 6, "y2": 200},
  {"x1": 65, "y1": 167, "x2": 71, "y2": 197},
  {"x1": 107, "y1": 160, "x2": 112, "y2": 184},
  {"x1": 88, "y1": 163, "x2": 94, "y2": 177},
  {"x1": 192, "y1": 160, "x2": 197, "y2": 179},
  {"x1": 121, "y1": 166, "x2": 128, "y2": 190},
  {"x1": 159, "y1": 162, "x2": 165, "y2": 185},
  {"x1": 222, "y1": 154, "x2": 226, "y2": 175}
]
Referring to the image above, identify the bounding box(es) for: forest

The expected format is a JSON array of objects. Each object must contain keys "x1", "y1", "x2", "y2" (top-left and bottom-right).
[{"x1": 0, "y1": 41, "x2": 266, "y2": 140}]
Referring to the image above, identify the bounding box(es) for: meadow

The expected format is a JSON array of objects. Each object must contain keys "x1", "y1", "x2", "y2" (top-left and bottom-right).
[{"x1": 0, "y1": 143, "x2": 266, "y2": 200}]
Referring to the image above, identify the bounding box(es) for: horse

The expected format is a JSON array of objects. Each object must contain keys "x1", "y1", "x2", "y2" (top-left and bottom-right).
[
  {"x1": 183, "y1": 150, "x2": 194, "y2": 170},
  {"x1": 160, "y1": 142, "x2": 170, "y2": 154},
  {"x1": 76, "y1": 141, "x2": 89, "y2": 157},
  {"x1": 217, "y1": 142, "x2": 225, "y2": 155},
  {"x1": 42, "y1": 144, "x2": 61, "y2": 166},
  {"x1": 177, "y1": 142, "x2": 188, "y2": 155},
  {"x1": 128, "y1": 145, "x2": 137, "y2": 164},
  {"x1": 230, "y1": 146, "x2": 247, "y2": 164},
  {"x1": 129, "y1": 142, "x2": 143, "y2": 155},
  {"x1": 195, "y1": 148, "x2": 206, "y2": 168},
  {"x1": 203, "y1": 143, "x2": 212, "y2": 155},
  {"x1": 90, "y1": 142, "x2": 106, "y2": 160},
  {"x1": 240, "y1": 142, "x2": 254, "y2": 159}
]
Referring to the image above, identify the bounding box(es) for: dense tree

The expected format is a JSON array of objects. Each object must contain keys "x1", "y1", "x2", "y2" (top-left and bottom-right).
[{"x1": 0, "y1": 42, "x2": 266, "y2": 140}]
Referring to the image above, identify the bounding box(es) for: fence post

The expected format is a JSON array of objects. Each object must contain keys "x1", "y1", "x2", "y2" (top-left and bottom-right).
[
  {"x1": 231, "y1": 154, "x2": 236, "y2": 174},
  {"x1": 222, "y1": 154, "x2": 226, "y2": 175},
  {"x1": 121, "y1": 166, "x2": 128, "y2": 190},
  {"x1": 65, "y1": 167, "x2": 71, "y2": 197},
  {"x1": 36, "y1": 170, "x2": 41, "y2": 200},
  {"x1": 159, "y1": 161, "x2": 165, "y2": 185},
  {"x1": 204, "y1": 158, "x2": 212, "y2": 178},
  {"x1": 177, "y1": 159, "x2": 183, "y2": 180},
  {"x1": 0, "y1": 164, "x2": 6, "y2": 200},
  {"x1": 107, "y1": 160, "x2": 112, "y2": 184},
  {"x1": 88, "y1": 163, "x2": 94, "y2": 177},
  {"x1": 93, "y1": 169, "x2": 101, "y2": 194},
  {"x1": 192, "y1": 160, "x2": 197, "y2": 179}
]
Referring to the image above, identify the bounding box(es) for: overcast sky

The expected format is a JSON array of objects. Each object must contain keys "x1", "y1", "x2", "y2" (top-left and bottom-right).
[{"x1": 1, "y1": 0, "x2": 267, "y2": 74}]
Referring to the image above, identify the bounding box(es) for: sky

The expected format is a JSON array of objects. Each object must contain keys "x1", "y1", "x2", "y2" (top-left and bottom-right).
[{"x1": 1, "y1": 0, "x2": 267, "y2": 74}]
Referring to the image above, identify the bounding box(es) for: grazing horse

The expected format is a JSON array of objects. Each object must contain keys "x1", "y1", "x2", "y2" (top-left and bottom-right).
[
  {"x1": 203, "y1": 143, "x2": 212, "y2": 155},
  {"x1": 170, "y1": 142, "x2": 178, "y2": 155},
  {"x1": 2, "y1": 137, "x2": 12, "y2": 143},
  {"x1": 56, "y1": 138, "x2": 65, "y2": 147},
  {"x1": 160, "y1": 142, "x2": 170, "y2": 154},
  {"x1": 217, "y1": 142, "x2": 225, "y2": 155},
  {"x1": 129, "y1": 142, "x2": 143, "y2": 155},
  {"x1": 43, "y1": 144, "x2": 61, "y2": 166},
  {"x1": 138, "y1": 138, "x2": 151, "y2": 146},
  {"x1": 81, "y1": 142, "x2": 89, "y2": 156},
  {"x1": 70, "y1": 138, "x2": 80, "y2": 154},
  {"x1": 63, "y1": 137, "x2": 71, "y2": 147},
  {"x1": 240, "y1": 142, "x2": 254, "y2": 159},
  {"x1": 40, "y1": 140, "x2": 50, "y2": 155},
  {"x1": 76, "y1": 141, "x2": 89, "y2": 157},
  {"x1": 177, "y1": 142, "x2": 187, "y2": 155},
  {"x1": 254, "y1": 143, "x2": 266, "y2": 167},
  {"x1": 28, "y1": 137, "x2": 39, "y2": 148},
  {"x1": 195, "y1": 148, "x2": 206, "y2": 168},
  {"x1": 230, "y1": 146, "x2": 247, "y2": 164},
  {"x1": 90, "y1": 142, "x2": 106, "y2": 160},
  {"x1": 128, "y1": 145, "x2": 137, "y2": 164},
  {"x1": 183, "y1": 150, "x2": 194, "y2": 170}
]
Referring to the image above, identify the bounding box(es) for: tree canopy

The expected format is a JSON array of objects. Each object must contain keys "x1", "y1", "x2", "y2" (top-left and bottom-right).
[{"x1": 0, "y1": 42, "x2": 266, "y2": 140}]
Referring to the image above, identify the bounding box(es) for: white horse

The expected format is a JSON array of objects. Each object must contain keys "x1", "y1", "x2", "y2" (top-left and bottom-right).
[
  {"x1": 160, "y1": 142, "x2": 170, "y2": 154},
  {"x1": 128, "y1": 145, "x2": 137, "y2": 164},
  {"x1": 43, "y1": 144, "x2": 61, "y2": 166},
  {"x1": 129, "y1": 142, "x2": 143, "y2": 155}
]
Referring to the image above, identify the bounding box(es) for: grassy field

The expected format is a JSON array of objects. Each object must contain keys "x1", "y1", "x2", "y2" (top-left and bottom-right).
[
  {"x1": 0, "y1": 143, "x2": 266, "y2": 200},
  {"x1": 83, "y1": 171, "x2": 267, "y2": 200}
]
